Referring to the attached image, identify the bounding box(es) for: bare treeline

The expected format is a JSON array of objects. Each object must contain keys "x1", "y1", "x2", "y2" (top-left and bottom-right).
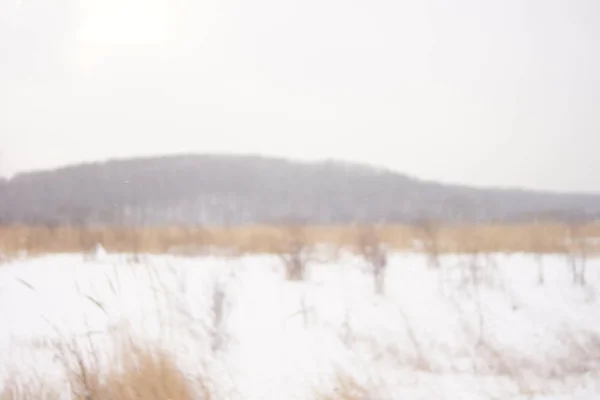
[{"x1": 1, "y1": 154, "x2": 600, "y2": 227}]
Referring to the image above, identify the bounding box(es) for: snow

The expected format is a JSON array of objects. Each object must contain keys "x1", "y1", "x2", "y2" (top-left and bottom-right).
[{"x1": 1, "y1": 251, "x2": 599, "y2": 399}]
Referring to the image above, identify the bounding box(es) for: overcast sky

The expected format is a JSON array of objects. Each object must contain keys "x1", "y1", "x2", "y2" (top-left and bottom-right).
[{"x1": 1, "y1": 0, "x2": 599, "y2": 192}]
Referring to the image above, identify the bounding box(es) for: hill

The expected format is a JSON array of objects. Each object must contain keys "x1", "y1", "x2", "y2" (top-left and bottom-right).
[{"x1": 1, "y1": 154, "x2": 599, "y2": 226}]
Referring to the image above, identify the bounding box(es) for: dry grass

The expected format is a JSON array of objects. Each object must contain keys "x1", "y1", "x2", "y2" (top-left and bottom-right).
[
  {"x1": 1, "y1": 222, "x2": 600, "y2": 258},
  {"x1": 90, "y1": 343, "x2": 200, "y2": 400},
  {"x1": 1, "y1": 339, "x2": 207, "y2": 400}
]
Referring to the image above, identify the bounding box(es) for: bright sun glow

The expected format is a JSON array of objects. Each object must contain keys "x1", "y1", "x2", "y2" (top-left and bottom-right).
[{"x1": 76, "y1": 0, "x2": 171, "y2": 45}]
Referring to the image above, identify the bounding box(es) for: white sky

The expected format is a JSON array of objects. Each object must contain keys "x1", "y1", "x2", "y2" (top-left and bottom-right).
[{"x1": 1, "y1": 0, "x2": 599, "y2": 192}]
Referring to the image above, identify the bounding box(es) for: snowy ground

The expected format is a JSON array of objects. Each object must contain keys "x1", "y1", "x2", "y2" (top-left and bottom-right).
[{"x1": 0, "y1": 250, "x2": 599, "y2": 399}]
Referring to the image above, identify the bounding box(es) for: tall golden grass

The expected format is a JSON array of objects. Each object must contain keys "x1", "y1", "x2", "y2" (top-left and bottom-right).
[
  {"x1": 0, "y1": 340, "x2": 205, "y2": 400},
  {"x1": 1, "y1": 222, "x2": 599, "y2": 257}
]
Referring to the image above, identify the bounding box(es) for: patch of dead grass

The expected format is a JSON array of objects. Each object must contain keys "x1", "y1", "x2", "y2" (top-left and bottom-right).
[
  {"x1": 2, "y1": 222, "x2": 600, "y2": 259},
  {"x1": 1, "y1": 338, "x2": 210, "y2": 400}
]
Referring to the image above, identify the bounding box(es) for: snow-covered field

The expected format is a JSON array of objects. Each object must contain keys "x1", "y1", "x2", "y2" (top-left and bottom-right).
[{"x1": 1, "y1": 250, "x2": 599, "y2": 399}]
